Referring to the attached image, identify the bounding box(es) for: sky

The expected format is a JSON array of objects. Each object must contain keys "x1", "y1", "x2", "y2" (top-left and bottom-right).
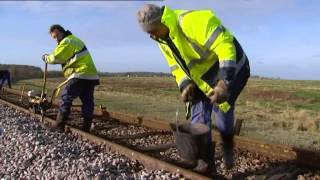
[{"x1": 0, "y1": 0, "x2": 319, "y2": 80}]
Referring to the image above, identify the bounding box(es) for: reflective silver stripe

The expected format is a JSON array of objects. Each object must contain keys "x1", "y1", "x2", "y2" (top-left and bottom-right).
[
  {"x1": 235, "y1": 53, "x2": 247, "y2": 75},
  {"x1": 177, "y1": 11, "x2": 228, "y2": 70},
  {"x1": 170, "y1": 64, "x2": 179, "y2": 72},
  {"x1": 68, "y1": 73, "x2": 99, "y2": 80},
  {"x1": 219, "y1": 60, "x2": 237, "y2": 68},
  {"x1": 178, "y1": 11, "x2": 208, "y2": 60},
  {"x1": 205, "y1": 25, "x2": 225, "y2": 49},
  {"x1": 187, "y1": 59, "x2": 198, "y2": 69},
  {"x1": 76, "y1": 50, "x2": 89, "y2": 58},
  {"x1": 52, "y1": 58, "x2": 64, "y2": 64},
  {"x1": 68, "y1": 50, "x2": 89, "y2": 65},
  {"x1": 178, "y1": 76, "x2": 190, "y2": 88},
  {"x1": 63, "y1": 50, "x2": 90, "y2": 71}
]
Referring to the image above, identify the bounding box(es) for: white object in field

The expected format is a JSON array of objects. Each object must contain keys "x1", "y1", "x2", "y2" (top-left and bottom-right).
[{"x1": 27, "y1": 90, "x2": 41, "y2": 97}]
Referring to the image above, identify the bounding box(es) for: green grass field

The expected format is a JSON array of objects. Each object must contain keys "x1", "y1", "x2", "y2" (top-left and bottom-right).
[{"x1": 13, "y1": 77, "x2": 320, "y2": 150}]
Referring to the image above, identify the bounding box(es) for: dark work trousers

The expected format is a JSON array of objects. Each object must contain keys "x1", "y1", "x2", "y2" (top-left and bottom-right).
[
  {"x1": 60, "y1": 78, "x2": 99, "y2": 120},
  {"x1": 0, "y1": 70, "x2": 12, "y2": 89}
]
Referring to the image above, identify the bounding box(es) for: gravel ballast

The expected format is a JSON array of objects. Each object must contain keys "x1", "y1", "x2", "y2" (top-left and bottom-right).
[{"x1": 0, "y1": 104, "x2": 180, "y2": 180}]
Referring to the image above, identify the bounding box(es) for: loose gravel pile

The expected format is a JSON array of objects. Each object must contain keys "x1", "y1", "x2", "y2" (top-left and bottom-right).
[{"x1": 0, "y1": 104, "x2": 181, "y2": 179}]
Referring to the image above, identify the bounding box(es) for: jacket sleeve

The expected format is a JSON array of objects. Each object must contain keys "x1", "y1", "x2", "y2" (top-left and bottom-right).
[
  {"x1": 180, "y1": 10, "x2": 237, "y2": 88},
  {"x1": 159, "y1": 43, "x2": 192, "y2": 92},
  {"x1": 47, "y1": 39, "x2": 75, "y2": 64}
]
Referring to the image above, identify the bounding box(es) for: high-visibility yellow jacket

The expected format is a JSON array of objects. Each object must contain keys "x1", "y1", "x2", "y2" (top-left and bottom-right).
[
  {"x1": 47, "y1": 33, "x2": 99, "y2": 80},
  {"x1": 157, "y1": 6, "x2": 247, "y2": 96}
]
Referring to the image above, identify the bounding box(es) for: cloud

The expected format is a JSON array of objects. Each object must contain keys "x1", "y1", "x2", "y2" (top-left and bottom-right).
[{"x1": 312, "y1": 53, "x2": 320, "y2": 59}]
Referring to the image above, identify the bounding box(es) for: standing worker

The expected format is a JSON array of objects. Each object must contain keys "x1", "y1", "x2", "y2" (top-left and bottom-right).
[
  {"x1": 42, "y1": 24, "x2": 99, "y2": 132},
  {"x1": 0, "y1": 70, "x2": 12, "y2": 89},
  {"x1": 137, "y1": 5, "x2": 250, "y2": 174}
]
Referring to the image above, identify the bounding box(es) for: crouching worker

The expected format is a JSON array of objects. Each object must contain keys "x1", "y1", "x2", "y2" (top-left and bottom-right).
[
  {"x1": 0, "y1": 70, "x2": 12, "y2": 89},
  {"x1": 137, "y1": 4, "x2": 250, "y2": 174},
  {"x1": 43, "y1": 24, "x2": 99, "y2": 132}
]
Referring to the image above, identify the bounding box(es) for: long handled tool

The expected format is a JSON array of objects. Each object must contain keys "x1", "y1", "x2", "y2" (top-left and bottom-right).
[
  {"x1": 39, "y1": 63, "x2": 48, "y2": 123},
  {"x1": 27, "y1": 63, "x2": 69, "y2": 119}
]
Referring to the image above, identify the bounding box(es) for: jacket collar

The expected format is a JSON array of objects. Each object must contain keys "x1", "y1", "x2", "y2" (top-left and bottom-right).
[
  {"x1": 161, "y1": 6, "x2": 179, "y2": 40},
  {"x1": 58, "y1": 30, "x2": 73, "y2": 45}
]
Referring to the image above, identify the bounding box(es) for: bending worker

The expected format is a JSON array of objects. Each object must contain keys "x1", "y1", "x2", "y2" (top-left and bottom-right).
[
  {"x1": 43, "y1": 24, "x2": 99, "y2": 132},
  {"x1": 137, "y1": 4, "x2": 250, "y2": 173},
  {"x1": 0, "y1": 70, "x2": 12, "y2": 89}
]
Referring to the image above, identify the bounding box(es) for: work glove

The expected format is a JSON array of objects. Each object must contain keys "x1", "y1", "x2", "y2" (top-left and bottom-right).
[
  {"x1": 209, "y1": 80, "x2": 229, "y2": 104},
  {"x1": 181, "y1": 83, "x2": 195, "y2": 103},
  {"x1": 42, "y1": 54, "x2": 49, "y2": 63}
]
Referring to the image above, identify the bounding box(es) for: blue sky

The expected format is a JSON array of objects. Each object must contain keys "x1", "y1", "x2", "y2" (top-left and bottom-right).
[{"x1": 0, "y1": 0, "x2": 319, "y2": 80}]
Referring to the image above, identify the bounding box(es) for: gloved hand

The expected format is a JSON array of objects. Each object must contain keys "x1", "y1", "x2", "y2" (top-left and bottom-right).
[
  {"x1": 181, "y1": 83, "x2": 195, "y2": 103},
  {"x1": 209, "y1": 80, "x2": 229, "y2": 104},
  {"x1": 42, "y1": 54, "x2": 49, "y2": 63}
]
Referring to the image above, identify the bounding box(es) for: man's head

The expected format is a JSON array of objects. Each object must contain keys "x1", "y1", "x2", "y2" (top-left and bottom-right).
[
  {"x1": 137, "y1": 4, "x2": 169, "y2": 39},
  {"x1": 49, "y1": 24, "x2": 66, "y2": 43}
]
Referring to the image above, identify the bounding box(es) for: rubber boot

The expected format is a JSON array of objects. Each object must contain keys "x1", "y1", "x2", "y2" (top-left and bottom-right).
[
  {"x1": 221, "y1": 133, "x2": 235, "y2": 169},
  {"x1": 82, "y1": 118, "x2": 92, "y2": 132},
  {"x1": 43, "y1": 112, "x2": 67, "y2": 132}
]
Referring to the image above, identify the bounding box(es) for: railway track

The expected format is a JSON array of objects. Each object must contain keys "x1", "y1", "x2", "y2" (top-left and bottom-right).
[{"x1": 0, "y1": 87, "x2": 320, "y2": 179}]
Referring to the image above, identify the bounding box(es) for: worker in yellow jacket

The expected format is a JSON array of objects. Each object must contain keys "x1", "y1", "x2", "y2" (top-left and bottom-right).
[
  {"x1": 43, "y1": 24, "x2": 99, "y2": 132},
  {"x1": 137, "y1": 4, "x2": 250, "y2": 174}
]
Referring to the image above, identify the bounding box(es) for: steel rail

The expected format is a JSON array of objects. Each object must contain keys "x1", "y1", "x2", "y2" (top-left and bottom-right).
[{"x1": 2, "y1": 87, "x2": 320, "y2": 169}]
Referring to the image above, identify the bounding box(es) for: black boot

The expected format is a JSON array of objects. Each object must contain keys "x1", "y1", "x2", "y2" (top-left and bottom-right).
[
  {"x1": 82, "y1": 118, "x2": 92, "y2": 132},
  {"x1": 45, "y1": 112, "x2": 67, "y2": 132},
  {"x1": 221, "y1": 133, "x2": 235, "y2": 169},
  {"x1": 207, "y1": 143, "x2": 217, "y2": 177}
]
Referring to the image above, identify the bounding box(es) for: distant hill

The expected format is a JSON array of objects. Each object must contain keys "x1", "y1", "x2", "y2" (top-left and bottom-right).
[
  {"x1": 0, "y1": 64, "x2": 43, "y2": 82},
  {"x1": 100, "y1": 72, "x2": 172, "y2": 77},
  {"x1": 0, "y1": 64, "x2": 172, "y2": 81},
  {"x1": 0, "y1": 64, "x2": 273, "y2": 80}
]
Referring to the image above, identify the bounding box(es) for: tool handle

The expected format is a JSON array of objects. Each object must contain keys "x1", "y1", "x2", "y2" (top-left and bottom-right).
[
  {"x1": 175, "y1": 108, "x2": 180, "y2": 134},
  {"x1": 40, "y1": 63, "x2": 48, "y2": 100}
]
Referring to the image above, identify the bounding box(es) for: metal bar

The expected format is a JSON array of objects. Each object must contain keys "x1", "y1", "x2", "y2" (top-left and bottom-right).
[
  {"x1": 40, "y1": 63, "x2": 47, "y2": 100},
  {"x1": 234, "y1": 119, "x2": 243, "y2": 135}
]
